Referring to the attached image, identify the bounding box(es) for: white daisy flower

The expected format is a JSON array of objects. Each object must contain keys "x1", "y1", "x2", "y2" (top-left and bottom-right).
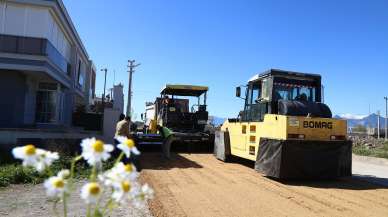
[
  {"x1": 13, "y1": 145, "x2": 59, "y2": 172},
  {"x1": 112, "y1": 162, "x2": 139, "y2": 181},
  {"x1": 44, "y1": 176, "x2": 66, "y2": 198},
  {"x1": 12, "y1": 144, "x2": 42, "y2": 167},
  {"x1": 115, "y1": 136, "x2": 140, "y2": 158},
  {"x1": 111, "y1": 180, "x2": 132, "y2": 204},
  {"x1": 35, "y1": 150, "x2": 59, "y2": 172},
  {"x1": 130, "y1": 183, "x2": 154, "y2": 208},
  {"x1": 80, "y1": 138, "x2": 114, "y2": 166},
  {"x1": 140, "y1": 184, "x2": 154, "y2": 200},
  {"x1": 80, "y1": 182, "x2": 102, "y2": 204},
  {"x1": 99, "y1": 162, "x2": 138, "y2": 188},
  {"x1": 57, "y1": 169, "x2": 70, "y2": 179}
]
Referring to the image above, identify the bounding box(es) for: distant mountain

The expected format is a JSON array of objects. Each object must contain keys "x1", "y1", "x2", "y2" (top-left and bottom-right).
[
  {"x1": 209, "y1": 114, "x2": 386, "y2": 128},
  {"x1": 334, "y1": 113, "x2": 386, "y2": 128}
]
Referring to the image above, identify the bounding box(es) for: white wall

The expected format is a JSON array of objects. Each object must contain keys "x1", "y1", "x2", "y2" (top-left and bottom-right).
[
  {"x1": 25, "y1": 6, "x2": 48, "y2": 38},
  {"x1": 103, "y1": 108, "x2": 121, "y2": 144},
  {"x1": 3, "y1": 3, "x2": 25, "y2": 36},
  {"x1": 1, "y1": 2, "x2": 71, "y2": 61},
  {"x1": 113, "y1": 85, "x2": 124, "y2": 114},
  {"x1": 0, "y1": 2, "x2": 6, "y2": 33}
]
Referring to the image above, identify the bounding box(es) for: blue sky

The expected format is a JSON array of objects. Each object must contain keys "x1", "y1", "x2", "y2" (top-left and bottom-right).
[{"x1": 63, "y1": 0, "x2": 388, "y2": 119}]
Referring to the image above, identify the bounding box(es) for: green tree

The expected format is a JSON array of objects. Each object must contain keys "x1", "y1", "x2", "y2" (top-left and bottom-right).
[{"x1": 352, "y1": 124, "x2": 367, "y2": 133}]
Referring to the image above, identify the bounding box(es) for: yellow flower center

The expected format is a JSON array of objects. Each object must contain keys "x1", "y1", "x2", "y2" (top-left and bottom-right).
[
  {"x1": 24, "y1": 144, "x2": 36, "y2": 156},
  {"x1": 53, "y1": 178, "x2": 65, "y2": 188},
  {"x1": 88, "y1": 183, "x2": 100, "y2": 195},
  {"x1": 125, "y1": 139, "x2": 135, "y2": 148},
  {"x1": 92, "y1": 140, "x2": 104, "y2": 153},
  {"x1": 124, "y1": 164, "x2": 133, "y2": 172},
  {"x1": 122, "y1": 181, "x2": 130, "y2": 192}
]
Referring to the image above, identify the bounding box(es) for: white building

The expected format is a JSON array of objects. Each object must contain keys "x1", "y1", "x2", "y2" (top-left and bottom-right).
[
  {"x1": 113, "y1": 83, "x2": 124, "y2": 114},
  {"x1": 0, "y1": 0, "x2": 96, "y2": 128}
]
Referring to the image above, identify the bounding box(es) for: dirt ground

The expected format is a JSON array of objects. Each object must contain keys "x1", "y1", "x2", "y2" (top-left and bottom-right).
[{"x1": 140, "y1": 153, "x2": 388, "y2": 217}]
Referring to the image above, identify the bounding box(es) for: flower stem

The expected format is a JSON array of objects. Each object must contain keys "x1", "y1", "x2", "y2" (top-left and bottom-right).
[
  {"x1": 86, "y1": 204, "x2": 91, "y2": 217},
  {"x1": 101, "y1": 198, "x2": 113, "y2": 215},
  {"x1": 46, "y1": 167, "x2": 54, "y2": 177},
  {"x1": 68, "y1": 155, "x2": 82, "y2": 191},
  {"x1": 90, "y1": 166, "x2": 97, "y2": 181},
  {"x1": 53, "y1": 200, "x2": 60, "y2": 217},
  {"x1": 63, "y1": 193, "x2": 68, "y2": 217},
  {"x1": 70, "y1": 155, "x2": 82, "y2": 179},
  {"x1": 115, "y1": 152, "x2": 125, "y2": 165}
]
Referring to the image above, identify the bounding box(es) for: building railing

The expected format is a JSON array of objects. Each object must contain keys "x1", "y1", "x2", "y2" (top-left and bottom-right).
[{"x1": 0, "y1": 34, "x2": 70, "y2": 74}]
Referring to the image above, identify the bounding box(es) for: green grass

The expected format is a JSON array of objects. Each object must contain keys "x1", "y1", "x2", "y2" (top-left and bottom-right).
[
  {"x1": 0, "y1": 156, "x2": 115, "y2": 188},
  {"x1": 353, "y1": 142, "x2": 388, "y2": 159},
  {"x1": 0, "y1": 164, "x2": 45, "y2": 187}
]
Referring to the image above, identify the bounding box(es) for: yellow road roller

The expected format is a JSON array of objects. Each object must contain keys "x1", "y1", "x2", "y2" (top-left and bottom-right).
[{"x1": 214, "y1": 69, "x2": 352, "y2": 179}]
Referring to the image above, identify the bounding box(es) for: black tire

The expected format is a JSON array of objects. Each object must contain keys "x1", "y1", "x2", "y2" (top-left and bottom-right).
[{"x1": 213, "y1": 130, "x2": 231, "y2": 162}]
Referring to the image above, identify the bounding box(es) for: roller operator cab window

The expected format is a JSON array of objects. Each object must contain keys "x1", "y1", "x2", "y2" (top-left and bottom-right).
[
  {"x1": 246, "y1": 83, "x2": 261, "y2": 104},
  {"x1": 261, "y1": 78, "x2": 270, "y2": 101},
  {"x1": 252, "y1": 84, "x2": 261, "y2": 103},
  {"x1": 273, "y1": 83, "x2": 316, "y2": 102},
  {"x1": 243, "y1": 82, "x2": 267, "y2": 122}
]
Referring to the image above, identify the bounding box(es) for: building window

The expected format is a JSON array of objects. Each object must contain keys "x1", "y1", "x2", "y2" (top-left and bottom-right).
[
  {"x1": 77, "y1": 60, "x2": 85, "y2": 89},
  {"x1": 91, "y1": 71, "x2": 96, "y2": 98},
  {"x1": 35, "y1": 83, "x2": 57, "y2": 123}
]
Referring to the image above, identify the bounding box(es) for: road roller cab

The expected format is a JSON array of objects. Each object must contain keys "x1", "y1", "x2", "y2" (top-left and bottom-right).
[{"x1": 215, "y1": 69, "x2": 352, "y2": 179}]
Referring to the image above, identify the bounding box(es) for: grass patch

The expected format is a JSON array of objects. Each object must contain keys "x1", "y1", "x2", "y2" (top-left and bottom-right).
[
  {"x1": 0, "y1": 164, "x2": 45, "y2": 187},
  {"x1": 353, "y1": 141, "x2": 388, "y2": 159},
  {"x1": 0, "y1": 156, "x2": 115, "y2": 188}
]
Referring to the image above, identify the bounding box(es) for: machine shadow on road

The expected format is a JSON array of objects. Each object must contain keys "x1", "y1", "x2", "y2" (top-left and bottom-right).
[
  {"x1": 216, "y1": 155, "x2": 388, "y2": 191},
  {"x1": 351, "y1": 174, "x2": 388, "y2": 188},
  {"x1": 275, "y1": 176, "x2": 388, "y2": 190},
  {"x1": 140, "y1": 152, "x2": 203, "y2": 170}
]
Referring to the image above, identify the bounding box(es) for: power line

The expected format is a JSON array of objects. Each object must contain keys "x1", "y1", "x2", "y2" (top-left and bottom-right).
[{"x1": 113, "y1": 70, "x2": 116, "y2": 86}]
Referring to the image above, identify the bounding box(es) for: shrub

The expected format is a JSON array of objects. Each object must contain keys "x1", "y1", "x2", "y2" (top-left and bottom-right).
[
  {"x1": 0, "y1": 164, "x2": 44, "y2": 187},
  {"x1": 0, "y1": 155, "x2": 116, "y2": 188},
  {"x1": 353, "y1": 143, "x2": 388, "y2": 159}
]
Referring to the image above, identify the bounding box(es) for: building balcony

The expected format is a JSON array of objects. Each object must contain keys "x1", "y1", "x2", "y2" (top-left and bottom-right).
[{"x1": 0, "y1": 34, "x2": 71, "y2": 75}]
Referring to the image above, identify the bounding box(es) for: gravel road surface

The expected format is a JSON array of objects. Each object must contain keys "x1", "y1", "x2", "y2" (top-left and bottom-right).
[
  {"x1": 352, "y1": 154, "x2": 388, "y2": 186},
  {"x1": 1, "y1": 153, "x2": 387, "y2": 217},
  {"x1": 141, "y1": 153, "x2": 388, "y2": 217},
  {"x1": 0, "y1": 181, "x2": 152, "y2": 217}
]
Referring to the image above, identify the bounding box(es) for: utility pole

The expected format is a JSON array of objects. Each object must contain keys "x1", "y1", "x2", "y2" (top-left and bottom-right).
[
  {"x1": 377, "y1": 110, "x2": 380, "y2": 139},
  {"x1": 100, "y1": 68, "x2": 108, "y2": 108},
  {"x1": 126, "y1": 60, "x2": 140, "y2": 117},
  {"x1": 113, "y1": 70, "x2": 116, "y2": 86},
  {"x1": 385, "y1": 96, "x2": 388, "y2": 141}
]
